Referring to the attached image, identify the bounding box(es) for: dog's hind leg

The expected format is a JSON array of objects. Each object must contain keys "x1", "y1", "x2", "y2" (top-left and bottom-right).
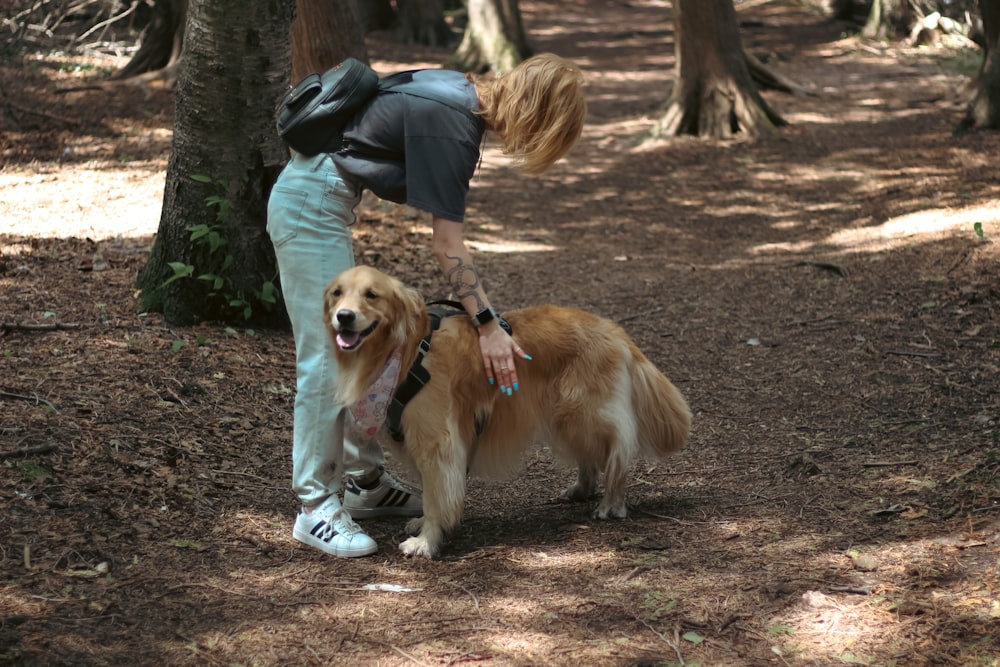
[
  {"x1": 399, "y1": 433, "x2": 468, "y2": 559},
  {"x1": 593, "y1": 391, "x2": 638, "y2": 520},
  {"x1": 561, "y1": 464, "x2": 598, "y2": 502},
  {"x1": 593, "y1": 448, "x2": 630, "y2": 519},
  {"x1": 550, "y1": 399, "x2": 601, "y2": 503}
]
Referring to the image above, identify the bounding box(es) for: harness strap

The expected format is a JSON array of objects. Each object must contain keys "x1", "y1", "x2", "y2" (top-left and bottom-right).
[
  {"x1": 386, "y1": 304, "x2": 459, "y2": 442},
  {"x1": 385, "y1": 301, "x2": 513, "y2": 442}
]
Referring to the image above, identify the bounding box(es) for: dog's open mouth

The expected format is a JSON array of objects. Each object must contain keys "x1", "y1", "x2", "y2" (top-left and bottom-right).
[{"x1": 336, "y1": 321, "x2": 378, "y2": 351}]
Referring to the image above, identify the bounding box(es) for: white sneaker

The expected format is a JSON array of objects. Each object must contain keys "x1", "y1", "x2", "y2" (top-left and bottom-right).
[
  {"x1": 292, "y1": 496, "x2": 377, "y2": 557},
  {"x1": 343, "y1": 471, "x2": 423, "y2": 518}
]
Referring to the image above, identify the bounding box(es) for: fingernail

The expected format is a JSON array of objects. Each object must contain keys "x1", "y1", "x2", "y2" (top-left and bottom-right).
[
  {"x1": 513, "y1": 383, "x2": 519, "y2": 391},
  {"x1": 506, "y1": 387, "x2": 513, "y2": 397},
  {"x1": 489, "y1": 378, "x2": 495, "y2": 385},
  {"x1": 499, "y1": 385, "x2": 506, "y2": 393},
  {"x1": 525, "y1": 355, "x2": 533, "y2": 361}
]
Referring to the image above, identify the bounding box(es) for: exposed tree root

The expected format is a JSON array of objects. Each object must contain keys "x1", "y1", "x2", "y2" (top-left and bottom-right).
[{"x1": 744, "y1": 48, "x2": 817, "y2": 96}]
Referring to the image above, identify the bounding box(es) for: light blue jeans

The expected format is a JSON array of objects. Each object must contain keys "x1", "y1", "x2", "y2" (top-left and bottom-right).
[{"x1": 266, "y1": 153, "x2": 384, "y2": 507}]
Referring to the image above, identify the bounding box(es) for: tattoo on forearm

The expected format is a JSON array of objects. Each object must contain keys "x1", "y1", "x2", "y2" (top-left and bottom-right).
[{"x1": 444, "y1": 253, "x2": 486, "y2": 311}]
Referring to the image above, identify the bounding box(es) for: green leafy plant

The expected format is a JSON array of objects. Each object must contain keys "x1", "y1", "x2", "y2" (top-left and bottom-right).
[
  {"x1": 162, "y1": 174, "x2": 278, "y2": 321},
  {"x1": 21, "y1": 460, "x2": 52, "y2": 482},
  {"x1": 640, "y1": 591, "x2": 678, "y2": 620},
  {"x1": 943, "y1": 47, "x2": 984, "y2": 78}
]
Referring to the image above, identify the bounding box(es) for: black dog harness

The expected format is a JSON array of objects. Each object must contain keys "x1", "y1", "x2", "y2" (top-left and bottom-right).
[{"x1": 385, "y1": 301, "x2": 512, "y2": 442}]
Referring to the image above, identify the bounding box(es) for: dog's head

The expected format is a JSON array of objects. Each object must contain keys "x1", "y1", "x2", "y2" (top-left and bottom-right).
[{"x1": 323, "y1": 266, "x2": 426, "y2": 359}]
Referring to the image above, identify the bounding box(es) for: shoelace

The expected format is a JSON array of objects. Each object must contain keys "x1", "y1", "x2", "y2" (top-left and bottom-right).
[{"x1": 314, "y1": 509, "x2": 362, "y2": 539}]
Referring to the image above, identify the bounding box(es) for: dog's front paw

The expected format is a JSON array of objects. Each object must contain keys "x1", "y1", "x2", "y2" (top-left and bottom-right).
[
  {"x1": 399, "y1": 535, "x2": 438, "y2": 559},
  {"x1": 592, "y1": 502, "x2": 628, "y2": 520},
  {"x1": 405, "y1": 516, "x2": 424, "y2": 536}
]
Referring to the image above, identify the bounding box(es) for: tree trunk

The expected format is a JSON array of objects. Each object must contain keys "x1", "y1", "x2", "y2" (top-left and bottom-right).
[
  {"x1": 861, "y1": 0, "x2": 915, "y2": 39},
  {"x1": 112, "y1": 0, "x2": 187, "y2": 80},
  {"x1": 396, "y1": 0, "x2": 453, "y2": 47},
  {"x1": 358, "y1": 0, "x2": 396, "y2": 32},
  {"x1": 291, "y1": 0, "x2": 367, "y2": 83},
  {"x1": 135, "y1": 0, "x2": 295, "y2": 327},
  {"x1": 959, "y1": 0, "x2": 1000, "y2": 131},
  {"x1": 792, "y1": 0, "x2": 859, "y2": 21},
  {"x1": 654, "y1": 0, "x2": 785, "y2": 140},
  {"x1": 451, "y1": 0, "x2": 530, "y2": 73}
]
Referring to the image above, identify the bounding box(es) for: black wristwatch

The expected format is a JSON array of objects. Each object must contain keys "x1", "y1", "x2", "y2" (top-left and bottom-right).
[{"x1": 471, "y1": 307, "x2": 497, "y2": 327}]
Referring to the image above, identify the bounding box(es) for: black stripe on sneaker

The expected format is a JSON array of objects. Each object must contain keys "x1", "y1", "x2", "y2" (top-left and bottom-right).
[
  {"x1": 310, "y1": 521, "x2": 339, "y2": 541},
  {"x1": 380, "y1": 489, "x2": 410, "y2": 508}
]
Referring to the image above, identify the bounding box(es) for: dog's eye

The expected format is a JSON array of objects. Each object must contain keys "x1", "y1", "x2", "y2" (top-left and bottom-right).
[
  {"x1": 364, "y1": 290, "x2": 378, "y2": 300},
  {"x1": 332, "y1": 288, "x2": 342, "y2": 297}
]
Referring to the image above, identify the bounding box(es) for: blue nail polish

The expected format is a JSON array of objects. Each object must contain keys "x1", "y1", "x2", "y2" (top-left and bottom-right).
[
  {"x1": 499, "y1": 385, "x2": 506, "y2": 393},
  {"x1": 525, "y1": 355, "x2": 533, "y2": 360},
  {"x1": 489, "y1": 378, "x2": 495, "y2": 385},
  {"x1": 513, "y1": 383, "x2": 519, "y2": 391},
  {"x1": 506, "y1": 387, "x2": 513, "y2": 397}
]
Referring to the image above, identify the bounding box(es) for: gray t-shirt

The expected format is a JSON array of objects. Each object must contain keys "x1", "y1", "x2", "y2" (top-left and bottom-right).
[{"x1": 333, "y1": 69, "x2": 485, "y2": 222}]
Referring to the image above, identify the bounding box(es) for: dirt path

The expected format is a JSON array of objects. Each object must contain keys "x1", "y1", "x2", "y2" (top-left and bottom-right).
[{"x1": 2, "y1": 1, "x2": 999, "y2": 665}]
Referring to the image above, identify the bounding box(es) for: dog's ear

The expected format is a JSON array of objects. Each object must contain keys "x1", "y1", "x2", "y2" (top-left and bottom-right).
[
  {"x1": 399, "y1": 285, "x2": 423, "y2": 318},
  {"x1": 399, "y1": 285, "x2": 429, "y2": 337},
  {"x1": 322, "y1": 278, "x2": 339, "y2": 327}
]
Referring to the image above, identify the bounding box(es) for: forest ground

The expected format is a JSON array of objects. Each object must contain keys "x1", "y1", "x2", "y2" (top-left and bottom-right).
[{"x1": 2, "y1": 1, "x2": 1000, "y2": 665}]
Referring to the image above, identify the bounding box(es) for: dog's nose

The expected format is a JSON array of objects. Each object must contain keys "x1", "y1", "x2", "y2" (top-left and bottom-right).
[{"x1": 336, "y1": 309, "x2": 356, "y2": 326}]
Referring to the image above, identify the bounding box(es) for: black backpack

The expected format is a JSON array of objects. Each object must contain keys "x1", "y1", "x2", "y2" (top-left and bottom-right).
[
  {"x1": 276, "y1": 58, "x2": 379, "y2": 157},
  {"x1": 277, "y1": 58, "x2": 476, "y2": 157}
]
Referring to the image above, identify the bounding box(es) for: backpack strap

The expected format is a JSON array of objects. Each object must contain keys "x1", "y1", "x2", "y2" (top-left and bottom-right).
[{"x1": 377, "y1": 72, "x2": 479, "y2": 119}]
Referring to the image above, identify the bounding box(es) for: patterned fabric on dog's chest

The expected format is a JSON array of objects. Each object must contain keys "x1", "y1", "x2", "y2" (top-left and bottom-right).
[{"x1": 349, "y1": 350, "x2": 402, "y2": 437}]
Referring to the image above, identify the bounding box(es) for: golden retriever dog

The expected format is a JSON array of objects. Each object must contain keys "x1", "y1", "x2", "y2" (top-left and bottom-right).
[{"x1": 324, "y1": 265, "x2": 691, "y2": 558}]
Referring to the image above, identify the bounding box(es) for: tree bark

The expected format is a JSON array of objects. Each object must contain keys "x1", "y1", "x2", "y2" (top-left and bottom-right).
[
  {"x1": 959, "y1": 0, "x2": 1000, "y2": 131},
  {"x1": 451, "y1": 0, "x2": 530, "y2": 73},
  {"x1": 112, "y1": 0, "x2": 187, "y2": 80},
  {"x1": 793, "y1": 0, "x2": 859, "y2": 21},
  {"x1": 291, "y1": 0, "x2": 367, "y2": 83},
  {"x1": 358, "y1": 0, "x2": 396, "y2": 32},
  {"x1": 396, "y1": 0, "x2": 453, "y2": 47},
  {"x1": 654, "y1": 0, "x2": 785, "y2": 140},
  {"x1": 861, "y1": 0, "x2": 915, "y2": 39},
  {"x1": 135, "y1": 0, "x2": 295, "y2": 326}
]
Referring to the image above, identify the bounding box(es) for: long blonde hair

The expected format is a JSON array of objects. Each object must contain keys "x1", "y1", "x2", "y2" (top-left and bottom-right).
[{"x1": 472, "y1": 54, "x2": 587, "y2": 174}]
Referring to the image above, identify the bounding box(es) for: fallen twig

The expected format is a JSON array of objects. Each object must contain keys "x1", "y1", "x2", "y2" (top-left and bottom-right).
[
  {"x1": 828, "y1": 585, "x2": 873, "y2": 595},
  {"x1": 633, "y1": 615, "x2": 685, "y2": 665},
  {"x1": 2, "y1": 100, "x2": 82, "y2": 127},
  {"x1": 795, "y1": 260, "x2": 849, "y2": 277},
  {"x1": 620, "y1": 306, "x2": 664, "y2": 323},
  {"x1": 0, "y1": 443, "x2": 57, "y2": 459},
  {"x1": 886, "y1": 349, "x2": 940, "y2": 358},
  {"x1": 1, "y1": 322, "x2": 83, "y2": 332},
  {"x1": 1, "y1": 391, "x2": 58, "y2": 411},
  {"x1": 444, "y1": 580, "x2": 483, "y2": 619},
  {"x1": 862, "y1": 460, "x2": 918, "y2": 467}
]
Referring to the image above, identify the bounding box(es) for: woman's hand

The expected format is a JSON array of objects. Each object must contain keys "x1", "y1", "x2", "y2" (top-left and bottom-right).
[
  {"x1": 429, "y1": 215, "x2": 531, "y2": 393},
  {"x1": 477, "y1": 321, "x2": 530, "y2": 395}
]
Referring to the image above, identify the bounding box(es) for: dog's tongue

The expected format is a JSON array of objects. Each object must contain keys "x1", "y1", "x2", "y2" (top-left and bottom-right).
[{"x1": 337, "y1": 331, "x2": 361, "y2": 349}]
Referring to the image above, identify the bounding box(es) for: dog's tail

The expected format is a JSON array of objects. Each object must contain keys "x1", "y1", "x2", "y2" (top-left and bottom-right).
[{"x1": 629, "y1": 349, "x2": 691, "y2": 457}]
